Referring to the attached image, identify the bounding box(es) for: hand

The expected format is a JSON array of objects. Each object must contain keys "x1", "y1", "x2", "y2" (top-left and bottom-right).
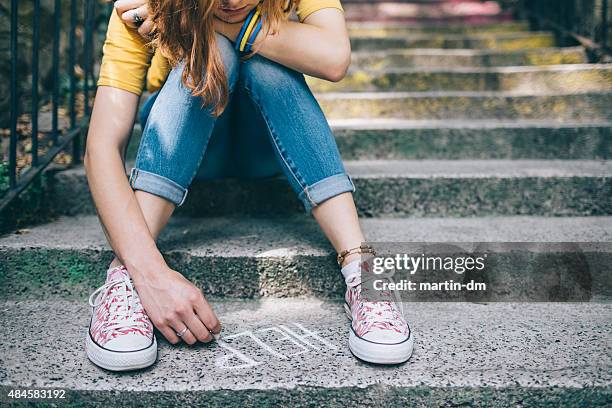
[
  {"x1": 113, "y1": 0, "x2": 154, "y2": 39},
  {"x1": 131, "y1": 265, "x2": 222, "y2": 345}
]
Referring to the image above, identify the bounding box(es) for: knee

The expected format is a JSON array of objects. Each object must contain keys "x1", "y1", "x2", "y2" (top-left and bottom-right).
[
  {"x1": 240, "y1": 54, "x2": 304, "y2": 92},
  {"x1": 167, "y1": 34, "x2": 239, "y2": 93},
  {"x1": 216, "y1": 33, "x2": 239, "y2": 92}
]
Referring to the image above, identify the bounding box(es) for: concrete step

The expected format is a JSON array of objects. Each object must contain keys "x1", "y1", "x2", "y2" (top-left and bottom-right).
[
  {"x1": 317, "y1": 91, "x2": 612, "y2": 121},
  {"x1": 350, "y1": 32, "x2": 555, "y2": 51},
  {"x1": 2, "y1": 215, "x2": 611, "y2": 300},
  {"x1": 0, "y1": 299, "x2": 609, "y2": 407},
  {"x1": 45, "y1": 160, "x2": 612, "y2": 217},
  {"x1": 331, "y1": 119, "x2": 612, "y2": 160},
  {"x1": 125, "y1": 120, "x2": 612, "y2": 162},
  {"x1": 343, "y1": 1, "x2": 512, "y2": 23},
  {"x1": 349, "y1": 47, "x2": 588, "y2": 69},
  {"x1": 308, "y1": 64, "x2": 612, "y2": 93},
  {"x1": 347, "y1": 21, "x2": 530, "y2": 36}
]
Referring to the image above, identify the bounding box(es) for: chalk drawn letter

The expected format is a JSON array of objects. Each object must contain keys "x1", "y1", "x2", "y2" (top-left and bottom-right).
[
  {"x1": 225, "y1": 330, "x2": 288, "y2": 360},
  {"x1": 216, "y1": 340, "x2": 261, "y2": 369},
  {"x1": 280, "y1": 323, "x2": 338, "y2": 351},
  {"x1": 257, "y1": 327, "x2": 310, "y2": 357}
]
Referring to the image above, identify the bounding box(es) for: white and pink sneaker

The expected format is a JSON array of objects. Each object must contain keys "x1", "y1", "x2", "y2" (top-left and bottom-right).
[
  {"x1": 86, "y1": 265, "x2": 157, "y2": 371},
  {"x1": 342, "y1": 258, "x2": 414, "y2": 364}
]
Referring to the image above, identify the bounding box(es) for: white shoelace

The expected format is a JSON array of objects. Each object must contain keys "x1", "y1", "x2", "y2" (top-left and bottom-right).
[{"x1": 88, "y1": 275, "x2": 148, "y2": 335}]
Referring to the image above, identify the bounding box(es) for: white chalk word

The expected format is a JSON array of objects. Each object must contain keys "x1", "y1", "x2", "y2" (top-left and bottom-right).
[{"x1": 215, "y1": 322, "x2": 338, "y2": 369}]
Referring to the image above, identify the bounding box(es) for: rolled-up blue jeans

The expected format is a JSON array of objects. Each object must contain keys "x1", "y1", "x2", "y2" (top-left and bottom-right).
[{"x1": 128, "y1": 34, "x2": 355, "y2": 213}]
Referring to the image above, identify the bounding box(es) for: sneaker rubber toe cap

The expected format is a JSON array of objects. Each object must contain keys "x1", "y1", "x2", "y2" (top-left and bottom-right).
[
  {"x1": 361, "y1": 329, "x2": 409, "y2": 345},
  {"x1": 104, "y1": 334, "x2": 152, "y2": 352}
]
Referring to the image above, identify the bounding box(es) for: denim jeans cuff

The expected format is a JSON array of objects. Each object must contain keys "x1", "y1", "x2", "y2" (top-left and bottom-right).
[
  {"x1": 299, "y1": 173, "x2": 356, "y2": 213},
  {"x1": 129, "y1": 167, "x2": 188, "y2": 206}
]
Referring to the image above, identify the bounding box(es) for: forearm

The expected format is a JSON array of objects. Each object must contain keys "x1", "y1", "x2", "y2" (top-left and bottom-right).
[
  {"x1": 216, "y1": 9, "x2": 350, "y2": 81},
  {"x1": 255, "y1": 19, "x2": 350, "y2": 81},
  {"x1": 84, "y1": 87, "x2": 166, "y2": 274}
]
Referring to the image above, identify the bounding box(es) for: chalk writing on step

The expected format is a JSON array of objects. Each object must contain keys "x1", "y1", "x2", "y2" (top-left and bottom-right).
[{"x1": 215, "y1": 322, "x2": 338, "y2": 369}]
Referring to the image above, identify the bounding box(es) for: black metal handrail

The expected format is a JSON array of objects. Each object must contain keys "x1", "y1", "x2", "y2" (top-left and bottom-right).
[
  {"x1": 519, "y1": 0, "x2": 610, "y2": 59},
  {"x1": 2, "y1": 0, "x2": 111, "y2": 213}
]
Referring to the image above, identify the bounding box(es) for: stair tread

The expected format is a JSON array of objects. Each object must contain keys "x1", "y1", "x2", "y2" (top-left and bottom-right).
[
  {"x1": 317, "y1": 90, "x2": 612, "y2": 97},
  {"x1": 347, "y1": 63, "x2": 612, "y2": 74},
  {"x1": 351, "y1": 46, "x2": 585, "y2": 56},
  {"x1": 347, "y1": 21, "x2": 529, "y2": 29},
  {"x1": 2, "y1": 216, "x2": 612, "y2": 253},
  {"x1": 1, "y1": 299, "x2": 609, "y2": 392},
  {"x1": 329, "y1": 118, "x2": 612, "y2": 129},
  {"x1": 350, "y1": 31, "x2": 553, "y2": 39},
  {"x1": 344, "y1": 159, "x2": 612, "y2": 178},
  {"x1": 47, "y1": 159, "x2": 612, "y2": 184}
]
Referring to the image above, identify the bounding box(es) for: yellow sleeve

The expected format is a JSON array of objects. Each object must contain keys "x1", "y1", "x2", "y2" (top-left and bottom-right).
[
  {"x1": 146, "y1": 49, "x2": 172, "y2": 93},
  {"x1": 296, "y1": 0, "x2": 344, "y2": 22},
  {"x1": 97, "y1": 9, "x2": 154, "y2": 96}
]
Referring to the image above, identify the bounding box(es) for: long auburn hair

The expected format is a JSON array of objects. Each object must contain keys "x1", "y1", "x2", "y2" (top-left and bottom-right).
[{"x1": 149, "y1": 0, "x2": 297, "y2": 116}]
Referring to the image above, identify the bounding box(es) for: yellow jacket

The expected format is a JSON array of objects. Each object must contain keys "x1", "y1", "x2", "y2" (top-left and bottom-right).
[{"x1": 97, "y1": 0, "x2": 343, "y2": 95}]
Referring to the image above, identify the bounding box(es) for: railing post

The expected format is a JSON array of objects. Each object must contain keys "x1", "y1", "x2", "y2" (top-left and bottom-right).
[
  {"x1": 69, "y1": 0, "x2": 80, "y2": 164},
  {"x1": 602, "y1": 0, "x2": 609, "y2": 49},
  {"x1": 51, "y1": 0, "x2": 61, "y2": 144},
  {"x1": 9, "y1": 0, "x2": 18, "y2": 189},
  {"x1": 31, "y1": 0, "x2": 40, "y2": 168},
  {"x1": 84, "y1": 0, "x2": 92, "y2": 118}
]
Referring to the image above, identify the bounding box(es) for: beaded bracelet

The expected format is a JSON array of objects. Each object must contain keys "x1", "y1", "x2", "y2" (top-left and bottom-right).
[{"x1": 337, "y1": 244, "x2": 377, "y2": 267}]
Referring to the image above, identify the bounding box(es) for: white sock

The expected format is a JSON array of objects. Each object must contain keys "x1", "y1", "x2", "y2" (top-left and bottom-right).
[{"x1": 341, "y1": 258, "x2": 362, "y2": 285}]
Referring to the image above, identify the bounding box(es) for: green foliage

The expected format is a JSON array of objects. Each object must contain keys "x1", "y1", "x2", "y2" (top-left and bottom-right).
[
  {"x1": 0, "y1": 161, "x2": 8, "y2": 198},
  {"x1": 0, "y1": 163, "x2": 53, "y2": 235}
]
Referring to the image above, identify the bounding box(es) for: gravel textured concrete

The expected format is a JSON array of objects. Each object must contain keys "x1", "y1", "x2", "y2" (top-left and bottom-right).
[
  {"x1": 0, "y1": 300, "x2": 609, "y2": 407},
  {"x1": 317, "y1": 91, "x2": 612, "y2": 121},
  {"x1": 342, "y1": 2, "x2": 511, "y2": 24},
  {"x1": 350, "y1": 47, "x2": 587, "y2": 69},
  {"x1": 126, "y1": 119, "x2": 612, "y2": 161},
  {"x1": 307, "y1": 64, "x2": 612, "y2": 92},
  {"x1": 46, "y1": 159, "x2": 612, "y2": 217},
  {"x1": 331, "y1": 119, "x2": 612, "y2": 159},
  {"x1": 350, "y1": 32, "x2": 555, "y2": 51},
  {"x1": 347, "y1": 21, "x2": 530, "y2": 35},
  {"x1": 1, "y1": 215, "x2": 611, "y2": 300}
]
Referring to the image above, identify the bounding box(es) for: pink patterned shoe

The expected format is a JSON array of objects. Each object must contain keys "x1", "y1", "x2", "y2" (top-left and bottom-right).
[
  {"x1": 85, "y1": 265, "x2": 157, "y2": 371},
  {"x1": 342, "y1": 258, "x2": 413, "y2": 364}
]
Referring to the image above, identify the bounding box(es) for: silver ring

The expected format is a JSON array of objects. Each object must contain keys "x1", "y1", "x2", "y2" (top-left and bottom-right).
[
  {"x1": 176, "y1": 327, "x2": 188, "y2": 337},
  {"x1": 133, "y1": 12, "x2": 144, "y2": 26}
]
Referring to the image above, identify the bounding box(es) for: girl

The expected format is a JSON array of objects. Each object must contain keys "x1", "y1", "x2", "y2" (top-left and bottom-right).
[{"x1": 84, "y1": 0, "x2": 412, "y2": 371}]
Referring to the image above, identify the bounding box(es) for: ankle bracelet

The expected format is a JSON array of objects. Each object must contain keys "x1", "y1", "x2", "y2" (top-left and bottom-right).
[{"x1": 337, "y1": 244, "x2": 376, "y2": 267}]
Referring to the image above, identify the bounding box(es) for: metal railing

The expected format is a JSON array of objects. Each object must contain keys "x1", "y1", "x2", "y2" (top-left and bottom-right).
[
  {"x1": 2, "y1": 0, "x2": 111, "y2": 213},
  {"x1": 519, "y1": 0, "x2": 610, "y2": 58}
]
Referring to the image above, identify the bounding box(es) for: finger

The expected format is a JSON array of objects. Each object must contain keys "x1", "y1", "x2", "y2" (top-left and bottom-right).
[
  {"x1": 158, "y1": 325, "x2": 181, "y2": 345},
  {"x1": 120, "y1": 5, "x2": 148, "y2": 28},
  {"x1": 180, "y1": 329, "x2": 197, "y2": 345},
  {"x1": 137, "y1": 18, "x2": 154, "y2": 38},
  {"x1": 171, "y1": 323, "x2": 197, "y2": 345},
  {"x1": 114, "y1": 0, "x2": 146, "y2": 15},
  {"x1": 182, "y1": 312, "x2": 213, "y2": 343},
  {"x1": 194, "y1": 297, "x2": 222, "y2": 338}
]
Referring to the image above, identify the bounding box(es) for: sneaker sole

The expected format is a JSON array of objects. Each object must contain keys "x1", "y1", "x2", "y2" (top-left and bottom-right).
[
  {"x1": 344, "y1": 303, "x2": 414, "y2": 365},
  {"x1": 85, "y1": 333, "x2": 158, "y2": 372}
]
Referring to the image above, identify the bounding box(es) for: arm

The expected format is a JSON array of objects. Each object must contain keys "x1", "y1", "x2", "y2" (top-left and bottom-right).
[
  {"x1": 86, "y1": 8, "x2": 221, "y2": 344},
  {"x1": 87, "y1": 8, "x2": 160, "y2": 270},
  {"x1": 215, "y1": 9, "x2": 351, "y2": 82},
  {"x1": 84, "y1": 87, "x2": 165, "y2": 272},
  {"x1": 84, "y1": 88, "x2": 220, "y2": 344}
]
